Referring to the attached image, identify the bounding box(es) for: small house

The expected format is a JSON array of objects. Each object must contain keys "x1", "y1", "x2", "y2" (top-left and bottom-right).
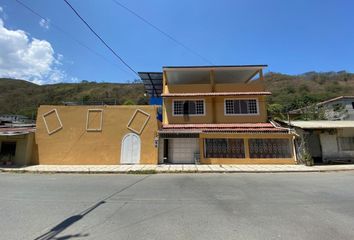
[
  {"x1": 0, "y1": 125, "x2": 35, "y2": 166},
  {"x1": 289, "y1": 96, "x2": 354, "y2": 120},
  {"x1": 283, "y1": 121, "x2": 354, "y2": 164}
]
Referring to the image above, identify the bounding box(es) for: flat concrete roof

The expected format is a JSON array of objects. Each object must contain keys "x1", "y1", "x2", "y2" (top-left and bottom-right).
[{"x1": 285, "y1": 120, "x2": 354, "y2": 129}]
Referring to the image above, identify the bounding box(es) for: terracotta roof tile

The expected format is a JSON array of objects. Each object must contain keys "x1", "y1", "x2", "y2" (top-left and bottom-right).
[{"x1": 161, "y1": 123, "x2": 289, "y2": 133}]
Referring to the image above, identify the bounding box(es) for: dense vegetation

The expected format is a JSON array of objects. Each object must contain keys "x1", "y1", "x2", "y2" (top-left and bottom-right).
[
  {"x1": 0, "y1": 78, "x2": 148, "y2": 118},
  {"x1": 265, "y1": 71, "x2": 354, "y2": 119},
  {"x1": 1, "y1": 71, "x2": 353, "y2": 119}
]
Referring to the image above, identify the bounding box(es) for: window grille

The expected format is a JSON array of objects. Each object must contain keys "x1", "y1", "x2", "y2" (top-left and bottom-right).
[
  {"x1": 249, "y1": 139, "x2": 291, "y2": 158},
  {"x1": 225, "y1": 99, "x2": 258, "y2": 115},
  {"x1": 205, "y1": 139, "x2": 245, "y2": 158},
  {"x1": 173, "y1": 101, "x2": 183, "y2": 115},
  {"x1": 173, "y1": 100, "x2": 204, "y2": 116}
]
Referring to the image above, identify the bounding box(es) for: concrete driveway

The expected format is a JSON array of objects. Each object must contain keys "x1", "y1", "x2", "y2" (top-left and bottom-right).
[{"x1": 1, "y1": 173, "x2": 354, "y2": 240}]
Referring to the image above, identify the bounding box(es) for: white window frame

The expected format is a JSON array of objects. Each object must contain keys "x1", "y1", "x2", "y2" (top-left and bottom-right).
[
  {"x1": 224, "y1": 98, "x2": 260, "y2": 116},
  {"x1": 172, "y1": 99, "x2": 206, "y2": 116}
]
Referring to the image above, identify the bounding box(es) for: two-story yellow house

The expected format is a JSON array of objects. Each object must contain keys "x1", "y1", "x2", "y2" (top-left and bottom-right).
[{"x1": 151, "y1": 65, "x2": 296, "y2": 164}]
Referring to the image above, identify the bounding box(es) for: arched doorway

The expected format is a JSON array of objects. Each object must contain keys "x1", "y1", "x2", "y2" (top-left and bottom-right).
[{"x1": 120, "y1": 133, "x2": 141, "y2": 164}]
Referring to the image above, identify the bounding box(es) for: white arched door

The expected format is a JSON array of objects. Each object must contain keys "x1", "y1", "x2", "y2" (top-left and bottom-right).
[{"x1": 121, "y1": 133, "x2": 141, "y2": 164}]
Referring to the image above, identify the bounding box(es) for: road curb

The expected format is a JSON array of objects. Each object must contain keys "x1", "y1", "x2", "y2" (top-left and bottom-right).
[{"x1": 1, "y1": 168, "x2": 354, "y2": 174}]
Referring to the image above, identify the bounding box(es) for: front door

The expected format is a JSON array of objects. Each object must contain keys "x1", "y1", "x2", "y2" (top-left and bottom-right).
[{"x1": 121, "y1": 133, "x2": 140, "y2": 164}]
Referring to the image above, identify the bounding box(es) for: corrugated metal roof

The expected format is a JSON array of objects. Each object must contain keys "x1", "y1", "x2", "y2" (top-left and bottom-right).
[
  {"x1": 0, "y1": 126, "x2": 35, "y2": 136},
  {"x1": 161, "y1": 92, "x2": 271, "y2": 97},
  {"x1": 284, "y1": 120, "x2": 354, "y2": 129},
  {"x1": 138, "y1": 72, "x2": 163, "y2": 97}
]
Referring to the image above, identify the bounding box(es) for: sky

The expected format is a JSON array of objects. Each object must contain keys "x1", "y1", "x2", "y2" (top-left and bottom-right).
[{"x1": 0, "y1": 0, "x2": 353, "y2": 84}]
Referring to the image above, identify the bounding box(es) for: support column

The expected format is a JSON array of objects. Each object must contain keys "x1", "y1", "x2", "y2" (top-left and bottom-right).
[
  {"x1": 244, "y1": 138, "x2": 250, "y2": 160},
  {"x1": 210, "y1": 70, "x2": 216, "y2": 123}
]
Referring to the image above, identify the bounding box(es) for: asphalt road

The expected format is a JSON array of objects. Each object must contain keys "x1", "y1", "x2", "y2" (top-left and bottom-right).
[{"x1": 1, "y1": 172, "x2": 354, "y2": 240}]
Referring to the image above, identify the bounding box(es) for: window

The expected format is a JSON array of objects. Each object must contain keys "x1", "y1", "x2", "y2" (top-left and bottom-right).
[
  {"x1": 205, "y1": 139, "x2": 245, "y2": 158},
  {"x1": 249, "y1": 139, "x2": 291, "y2": 158},
  {"x1": 339, "y1": 137, "x2": 354, "y2": 151},
  {"x1": 225, "y1": 99, "x2": 258, "y2": 115},
  {"x1": 0, "y1": 142, "x2": 16, "y2": 156},
  {"x1": 173, "y1": 100, "x2": 204, "y2": 116}
]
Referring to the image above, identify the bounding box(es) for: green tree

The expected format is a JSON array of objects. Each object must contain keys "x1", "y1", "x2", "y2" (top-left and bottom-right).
[{"x1": 123, "y1": 99, "x2": 136, "y2": 105}]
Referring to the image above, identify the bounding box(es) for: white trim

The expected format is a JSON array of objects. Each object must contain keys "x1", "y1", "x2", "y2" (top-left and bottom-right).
[
  {"x1": 86, "y1": 109, "x2": 103, "y2": 132},
  {"x1": 172, "y1": 99, "x2": 206, "y2": 116},
  {"x1": 42, "y1": 109, "x2": 63, "y2": 135},
  {"x1": 224, "y1": 98, "x2": 260, "y2": 116},
  {"x1": 127, "y1": 109, "x2": 151, "y2": 135}
]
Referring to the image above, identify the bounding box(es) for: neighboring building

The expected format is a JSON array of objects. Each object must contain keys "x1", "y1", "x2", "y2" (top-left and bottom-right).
[
  {"x1": 289, "y1": 96, "x2": 354, "y2": 120},
  {"x1": 153, "y1": 65, "x2": 296, "y2": 164},
  {"x1": 0, "y1": 125, "x2": 35, "y2": 166},
  {"x1": 0, "y1": 114, "x2": 34, "y2": 124},
  {"x1": 283, "y1": 121, "x2": 354, "y2": 164}
]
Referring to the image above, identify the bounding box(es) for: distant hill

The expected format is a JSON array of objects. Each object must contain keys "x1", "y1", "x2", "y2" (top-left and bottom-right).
[
  {"x1": 265, "y1": 71, "x2": 354, "y2": 112},
  {"x1": 1, "y1": 71, "x2": 354, "y2": 118},
  {"x1": 0, "y1": 78, "x2": 148, "y2": 118}
]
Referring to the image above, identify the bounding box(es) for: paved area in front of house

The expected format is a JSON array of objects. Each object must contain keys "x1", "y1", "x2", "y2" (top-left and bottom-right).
[
  {"x1": 1, "y1": 172, "x2": 354, "y2": 240},
  {"x1": 1, "y1": 163, "x2": 354, "y2": 173}
]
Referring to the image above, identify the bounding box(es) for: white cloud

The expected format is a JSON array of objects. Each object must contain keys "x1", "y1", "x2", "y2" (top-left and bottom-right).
[
  {"x1": 39, "y1": 18, "x2": 50, "y2": 30},
  {"x1": 0, "y1": 18, "x2": 73, "y2": 84},
  {"x1": 0, "y1": 6, "x2": 7, "y2": 20}
]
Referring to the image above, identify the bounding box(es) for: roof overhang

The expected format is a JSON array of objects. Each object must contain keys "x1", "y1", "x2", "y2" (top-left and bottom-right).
[
  {"x1": 163, "y1": 65, "x2": 267, "y2": 85},
  {"x1": 138, "y1": 72, "x2": 163, "y2": 97},
  {"x1": 160, "y1": 123, "x2": 290, "y2": 134},
  {"x1": 283, "y1": 120, "x2": 354, "y2": 129},
  {"x1": 161, "y1": 92, "x2": 271, "y2": 97},
  {"x1": 0, "y1": 127, "x2": 35, "y2": 136}
]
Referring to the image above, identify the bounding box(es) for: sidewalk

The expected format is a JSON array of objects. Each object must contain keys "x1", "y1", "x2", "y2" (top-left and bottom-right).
[{"x1": 1, "y1": 164, "x2": 354, "y2": 174}]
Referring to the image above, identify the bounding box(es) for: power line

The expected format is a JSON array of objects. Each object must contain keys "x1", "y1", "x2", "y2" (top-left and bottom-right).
[
  {"x1": 63, "y1": 0, "x2": 139, "y2": 77},
  {"x1": 14, "y1": 0, "x2": 134, "y2": 78},
  {"x1": 111, "y1": 0, "x2": 214, "y2": 65}
]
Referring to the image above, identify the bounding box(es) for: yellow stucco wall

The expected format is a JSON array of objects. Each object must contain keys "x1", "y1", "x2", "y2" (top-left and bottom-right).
[
  {"x1": 0, "y1": 133, "x2": 34, "y2": 166},
  {"x1": 163, "y1": 95, "x2": 267, "y2": 124},
  {"x1": 36, "y1": 105, "x2": 159, "y2": 165}
]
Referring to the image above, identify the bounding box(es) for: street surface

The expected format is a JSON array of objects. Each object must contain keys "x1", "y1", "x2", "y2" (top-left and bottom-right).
[{"x1": 1, "y1": 172, "x2": 354, "y2": 240}]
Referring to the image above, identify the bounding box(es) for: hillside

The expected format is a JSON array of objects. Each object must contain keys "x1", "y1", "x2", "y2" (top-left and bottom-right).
[
  {"x1": 265, "y1": 71, "x2": 354, "y2": 113},
  {"x1": 0, "y1": 78, "x2": 148, "y2": 117},
  {"x1": 1, "y1": 71, "x2": 354, "y2": 118}
]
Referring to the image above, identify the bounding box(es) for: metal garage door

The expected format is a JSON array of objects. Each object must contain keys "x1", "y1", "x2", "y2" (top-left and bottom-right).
[{"x1": 168, "y1": 138, "x2": 199, "y2": 164}]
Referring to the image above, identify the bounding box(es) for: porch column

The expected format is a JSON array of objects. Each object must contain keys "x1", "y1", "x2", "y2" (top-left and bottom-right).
[{"x1": 244, "y1": 138, "x2": 250, "y2": 160}]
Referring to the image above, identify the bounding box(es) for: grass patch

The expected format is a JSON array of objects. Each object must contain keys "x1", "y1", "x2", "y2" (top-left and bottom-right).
[{"x1": 127, "y1": 169, "x2": 157, "y2": 174}]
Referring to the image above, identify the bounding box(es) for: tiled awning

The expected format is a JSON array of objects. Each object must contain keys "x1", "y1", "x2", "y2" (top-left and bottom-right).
[{"x1": 160, "y1": 123, "x2": 290, "y2": 134}]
